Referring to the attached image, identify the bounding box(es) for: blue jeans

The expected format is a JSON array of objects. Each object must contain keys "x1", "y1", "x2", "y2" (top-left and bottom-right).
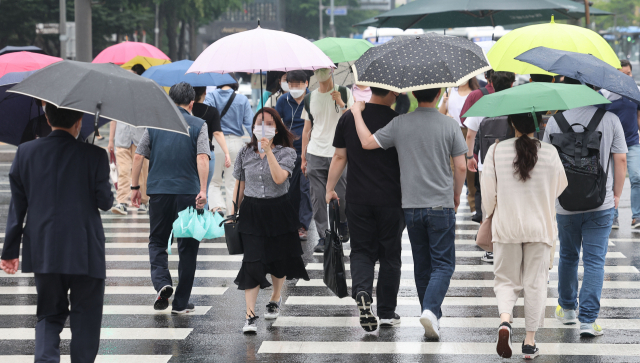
[
  {"x1": 557, "y1": 208, "x2": 614, "y2": 323},
  {"x1": 615, "y1": 143, "x2": 640, "y2": 220},
  {"x1": 205, "y1": 151, "x2": 215, "y2": 210},
  {"x1": 404, "y1": 207, "x2": 456, "y2": 319}
]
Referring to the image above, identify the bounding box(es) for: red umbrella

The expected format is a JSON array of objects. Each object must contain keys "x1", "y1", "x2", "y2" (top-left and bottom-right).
[
  {"x1": 93, "y1": 41, "x2": 170, "y2": 65},
  {"x1": 0, "y1": 52, "x2": 62, "y2": 77}
]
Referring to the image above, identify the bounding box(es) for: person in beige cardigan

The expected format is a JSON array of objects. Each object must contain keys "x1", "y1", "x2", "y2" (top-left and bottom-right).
[{"x1": 481, "y1": 112, "x2": 567, "y2": 360}]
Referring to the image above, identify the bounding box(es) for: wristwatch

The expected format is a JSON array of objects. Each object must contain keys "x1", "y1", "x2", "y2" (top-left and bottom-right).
[
  {"x1": 339, "y1": 104, "x2": 347, "y2": 110},
  {"x1": 465, "y1": 155, "x2": 474, "y2": 160},
  {"x1": 131, "y1": 185, "x2": 140, "y2": 190}
]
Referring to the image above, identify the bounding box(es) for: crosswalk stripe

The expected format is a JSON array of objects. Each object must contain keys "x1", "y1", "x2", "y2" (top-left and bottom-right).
[
  {"x1": 0, "y1": 242, "x2": 229, "y2": 249},
  {"x1": 0, "y1": 306, "x2": 211, "y2": 315},
  {"x1": 94, "y1": 220, "x2": 480, "y2": 228},
  {"x1": 302, "y1": 263, "x2": 639, "y2": 273},
  {"x1": 105, "y1": 255, "x2": 242, "y2": 262},
  {"x1": 609, "y1": 238, "x2": 640, "y2": 242},
  {"x1": 257, "y1": 341, "x2": 640, "y2": 356},
  {"x1": 272, "y1": 317, "x2": 640, "y2": 329},
  {"x1": 314, "y1": 251, "x2": 626, "y2": 258},
  {"x1": 0, "y1": 286, "x2": 227, "y2": 295},
  {"x1": 295, "y1": 279, "x2": 640, "y2": 289},
  {"x1": 284, "y1": 296, "x2": 640, "y2": 307},
  {"x1": 9, "y1": 356, "x2": 172, "y2": 363},
  {"x1": 0, "y1": 269, "x2": 238, "y2": 278},
  {"x1": 101, "y1": 214, "x2": 149, "y2": 219},
  {"x1": 0, "y1": 328, "x2": 192, "y2": 340}
]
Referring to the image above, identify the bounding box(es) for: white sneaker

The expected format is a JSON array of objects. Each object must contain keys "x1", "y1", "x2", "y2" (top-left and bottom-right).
[
  {"x1": 264, "y1": 298, "x2": 281, "y2": 320},
  {"x1": 379, "y1": 313, "x2": 401, "y2": 327},
  {"x1": 110, "y1": 203, "x2": 127, "y2": 215},
  {"x1": 580, "y1": 322, "x2": 604, "y2": 337},
  {"x1": 243, "y1": 315, "x2": 259, "y2": 334},
  {"x1": 137, "y1": 203, "x2": 149, "y2": 213},
  {"x1": 555, "y1": 305, "x2": 578, "y2": 325},
  {"x1": 419, "y1": 309, "x2": 440, "y2": 339}
]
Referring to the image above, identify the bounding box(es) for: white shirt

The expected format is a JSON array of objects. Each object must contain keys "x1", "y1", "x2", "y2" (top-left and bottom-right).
[
  {"x1": 306, "y1": 86, "x2": 354, "y2": 158},
  {"x1": 465, "y1": 116, "x2": 485, "y2": 171},
  {"x1": 438, "y1": 87, "x2": 470, "y2": 127}
]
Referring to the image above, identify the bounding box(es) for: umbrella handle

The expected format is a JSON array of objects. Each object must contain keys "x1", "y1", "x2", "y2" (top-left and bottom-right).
[{"x1": 92, "y1": 102, "x2": 102, "y2": 145}]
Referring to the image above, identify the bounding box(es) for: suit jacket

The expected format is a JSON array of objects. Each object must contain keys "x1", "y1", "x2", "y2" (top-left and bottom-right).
[{"x1": 1, "y1": 130, "x2": 113, "y2": 279}]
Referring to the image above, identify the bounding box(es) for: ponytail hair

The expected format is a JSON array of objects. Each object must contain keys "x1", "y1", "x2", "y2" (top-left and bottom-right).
[{"x1": 508, "y1": 112, "x2": 542, "y2": 182}]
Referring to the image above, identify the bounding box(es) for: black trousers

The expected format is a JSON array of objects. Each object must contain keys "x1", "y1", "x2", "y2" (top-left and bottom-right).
[
  {"x1": 347, "y1": 203, "x2": 405, "y2": 319},
  {"x1": 288, "y1": 153, "x2": 312, "y2": 230},
  {"x1": 34, "y1": 273, "x2": 104, "y2": 363},
  {"x1": 148, "y1": 193, "x2": 200, "y2": 310}
]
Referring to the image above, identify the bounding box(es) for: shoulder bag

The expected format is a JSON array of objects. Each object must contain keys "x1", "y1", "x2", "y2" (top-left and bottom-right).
[
  {"x1": 475, "y1": 140, "x2": 499, "y2": 252},
  {"x1": 323, "y1": 199, "x2": 348, "y2": 298},
  {"x1": 219, "y1": 173, "x2": 243, "y2": 255}
]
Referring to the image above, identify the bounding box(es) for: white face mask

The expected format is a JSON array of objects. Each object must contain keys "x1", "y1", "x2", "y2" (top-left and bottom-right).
[
  {"x1": 315, "y1": 68, "x2": 332, "y2": 82},
  {"x1": 254, "y1": 124, "x2": 276, "y2": 140},
  {"x1": 281, "y1": 81, "x2": 290, "y2": 92},
  {"x1": 289, "y1": 89, "x2": 305, "y2": 98}
]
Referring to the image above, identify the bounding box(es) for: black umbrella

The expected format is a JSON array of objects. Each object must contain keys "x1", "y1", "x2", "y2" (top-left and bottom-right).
[
  {"x1": 0, "y1": 46, "x2": 45, "y2": 56},
  {"x1": 8, "y1": 61, "x2": 189, "y2": 138},
  {"x1": 515, "y1": 47, "x2": 640, "y2": 105},
  {"x1": 352, "y1": 33, "x2": 491, "y2": 92}
]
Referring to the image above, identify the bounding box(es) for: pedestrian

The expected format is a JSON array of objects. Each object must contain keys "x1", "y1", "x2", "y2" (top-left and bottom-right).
[
  {"x1": 350, "y1": 87, "x2": 468, "y2": 340},
  {"x1": 275, "y1": 70, "x2": 313, "y2": 241},
  {"x1": 394, "y1": 93, "x2": 411, "y2": 114},
  {"x1": 351, "y1": 84, "x2": 372, "y2": 103},
  {"x1": 205, "y1": 80, "x2": 253, "y2": 215},
  {"x1": 598, "y1": 60, "x2": 640, "y2": 229},
  {"x1": 544, "y1": 77, "x2": 627, "y2": 337},
  {"x1": 20, "y1": 100, "x2": 51, "y2": 143},
  {"x1": 250, "y1": 72, "x2": 267, "y2": 112},
  {"x1": 130, "y1": 82, "x2": 210, "y2": 314},
  {"x1": 482, "y1": 112, "x2": 567, "y2": 359},
  {"x1": 192, "y1": 86, "x2": 232, "y2": 211},
  {"x1": 258, "y1": 71, "x2": 286, "y2": 109},
  {"x1": 302, "y1": 67, "x2": 354, "y2": 252},
  {"x1": 1, "y1": 103, "x2": 113, "y2": 362},
  {"x1": 233, "y1": 107, "x2": 310, "y2": 334},
  {"x1": 130, "y1": 63, "x2": 146, "y2": 76},
  {"x1": 327, "y1": 87, "x2": 404, "y2": 332}
]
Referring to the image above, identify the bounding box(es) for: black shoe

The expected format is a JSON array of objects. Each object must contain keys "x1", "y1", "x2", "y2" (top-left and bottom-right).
[
  {"x1": 481, "y1": 251, "x2": 494, "y2": 263},
  {"x1": 379, "y1": 313, "x2": 401, "y2": 327},
  {"x1": 171, "y1": 302, "x2": 195, "y2": 315},
  {"x1": 355, "y1": 291, "x2": 378, "y2": 332},
  {"x1": 339, "y1": 222, "x2": 349, "y2": 242},
  {"x1": 496, "y1": 322, "x2": 512, "y2": 358},
  {"x1": 522, "y1": 341, "x2": 539, "y2": 360},
  {"x1": 471, "y1": 212, "x2": 482, "y2": 223},
  {"x1": 154, "y1": 285, "x2": 173, "y2": 310},
  {"x1": 313, "y1": 238, "x2": 325, "y2": 253}
]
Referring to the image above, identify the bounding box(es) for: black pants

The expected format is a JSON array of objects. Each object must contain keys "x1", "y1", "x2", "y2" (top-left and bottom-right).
[
  {"x1": 474, "y1": 172, "x2": 482, "y2": 220},
  {"x1": 347, "y1": 203, "x2": 405, "y2": 319},
  {"x1": 34, "y1": 273, "x2": 104, "y2": 363},
  {"x1": 148, "y1": 193, "x2": 200, "y2": 310},
  {"x1": 288, "y1": 153, "x2": 312, "y2": 230}
]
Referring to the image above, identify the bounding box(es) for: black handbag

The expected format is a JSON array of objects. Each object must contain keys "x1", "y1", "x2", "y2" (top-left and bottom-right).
[
  {"x1": 219, "y1": 179, "x2": 243, "y2": 255},
  {"x1": 323, "y1": 199, "x2": 348, "y2": 298}
]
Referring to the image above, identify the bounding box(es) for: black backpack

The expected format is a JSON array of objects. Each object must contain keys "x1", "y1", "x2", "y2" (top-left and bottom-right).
[
  {"x1": 475, "y1": 115, "x2": 551, "y2": 163},
  {"x1": 549, "y1": 108, "x2": 609, "y2": 211}
]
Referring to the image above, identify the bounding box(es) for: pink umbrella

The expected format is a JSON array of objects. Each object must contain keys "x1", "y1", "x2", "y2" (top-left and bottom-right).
[
  {"x1": 187, "y1": 26, "x2": 334, "y2": 74},
  {"x1": 0, "y1": 52, "x2": 62, "y2": 78},
  {"x1": 93, "y1": 41, "x2": 170, "y2": 65}
]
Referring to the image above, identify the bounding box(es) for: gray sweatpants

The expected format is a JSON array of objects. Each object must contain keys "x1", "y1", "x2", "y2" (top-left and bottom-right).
[{"x1": 307, "y1": 153, "x2": 347, "y2": 239}]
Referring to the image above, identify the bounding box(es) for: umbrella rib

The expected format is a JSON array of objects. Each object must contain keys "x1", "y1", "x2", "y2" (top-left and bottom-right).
[{"x1": 403, "y1": 14, "x2": 430, "y2": 31}]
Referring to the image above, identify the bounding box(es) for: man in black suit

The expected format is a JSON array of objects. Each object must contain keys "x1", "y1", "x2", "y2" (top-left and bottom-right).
[{"x1": 1, "y1": 103, "x2": 113, "y2": 362}]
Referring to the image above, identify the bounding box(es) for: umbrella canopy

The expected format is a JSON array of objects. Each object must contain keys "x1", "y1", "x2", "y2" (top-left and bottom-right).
[
  {"x1": 463, "y1": 82, "x2": 610, "y2": 119},
  {"x1": 93, "y1": 41, "x2": 170, "y2": 65},
  {"x1": 143, "y1": 60, "x2": 237, "y2": 87},
  {"x1": 488, "y1": 17, "x2": 619, "y2": 75},
  {"x1": 352, "y1": 33, "x2": 491, "y2": 92},
  {"x1": 515, "y1": 47, "x2": 640, "y2": 105},
  {"x1": 8, "y1": 61, "x2": 188, "y2": 135},
  {"x1": 0, "y1": 52, "x2": 62, "y2": 78},
  {"x1": 187, "y1": 26, "x2": 335, "y2": 74},
  {"x1": 0, "y1": 46, "x2": 45, "y2": 56},
  {"x1": 312, "y1": 38, "x2": 373, "y2": 64},
  {"x1": 353, "y1": 0, "x2": 610, "y2": 30},
  {"x1": 0, "y1": 70, "x2": 37, "y2": 87},
  {"x1": 121, "y1": 56, "x2": 171, "y2": 70}
]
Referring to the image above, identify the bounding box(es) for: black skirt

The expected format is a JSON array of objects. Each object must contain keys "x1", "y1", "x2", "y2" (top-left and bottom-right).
[{"x1": 234, "y1": 195, "x2": 310, "y2": 290}]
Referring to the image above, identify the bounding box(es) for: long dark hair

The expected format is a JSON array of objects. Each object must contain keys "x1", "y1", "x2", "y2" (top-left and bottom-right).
[
  {"x1": 248, "y1": 108, "x2": 295, "y2": 152},
  {"x1": 467, "y1": 77, "x2": 480, "y2": 90},
  {"x1": 508, "y1": 112, "x2": 542, "y2": 182}
]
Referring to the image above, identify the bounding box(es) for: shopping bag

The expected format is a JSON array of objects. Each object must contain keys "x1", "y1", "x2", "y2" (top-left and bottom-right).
[
  {"x1": 323, "y1": 199, "x2": 348, "y2": 298},
  {"x1": 109, "y1": 150, "x2": 118, "y2": 190}
]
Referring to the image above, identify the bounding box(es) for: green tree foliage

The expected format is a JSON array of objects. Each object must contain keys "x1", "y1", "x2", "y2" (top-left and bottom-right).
[
  {"x1": 593, "y1": 0, "x2": 640, "y2": 30},
  {"x1": 286, "y1": 0, "x2": 380, "y2": 40}
]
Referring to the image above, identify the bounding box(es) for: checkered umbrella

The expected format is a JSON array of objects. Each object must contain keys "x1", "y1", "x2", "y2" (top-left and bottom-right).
[{"x1": 352, "y1": 33, "x2": 492, "y2": 93}]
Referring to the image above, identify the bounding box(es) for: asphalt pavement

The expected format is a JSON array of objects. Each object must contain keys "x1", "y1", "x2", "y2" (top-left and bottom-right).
[{"x1": 0, "y1": 137, "x2": 639, "y2": 362}]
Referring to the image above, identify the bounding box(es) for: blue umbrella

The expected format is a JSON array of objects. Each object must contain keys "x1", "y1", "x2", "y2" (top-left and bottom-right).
[
  {"x1": 0, "y1": 70, "x2": 37, "y2": 86},
  {"x1": 515, "y1": 46, "x2": 640, "y2": 105},
  {"x1": 142, "y1": 60, "x2": 236, "y2": 87}
]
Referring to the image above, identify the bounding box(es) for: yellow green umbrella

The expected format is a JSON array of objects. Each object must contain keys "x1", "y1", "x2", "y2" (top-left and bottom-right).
[
  {"x1": 487, "y1": 16, "x2": 619, "y2": 76},
  {"x1": 121, "y1": 56, "x2": 171, "y2": 70}
]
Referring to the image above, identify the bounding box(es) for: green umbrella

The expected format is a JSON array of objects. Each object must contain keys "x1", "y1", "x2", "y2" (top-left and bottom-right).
[
  {"x1": 313, "y1": 38, "x2": 373, "y2": 64},
  {"x1": 462, "y1": 82, "x2": 610, "y2": 132}
]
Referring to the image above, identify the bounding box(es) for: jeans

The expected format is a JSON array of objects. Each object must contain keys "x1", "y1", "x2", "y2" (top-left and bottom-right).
[
  {"x1": 404, "y1": 207, "x2": 456, "y2": 319},
  {"x1": 205, "y1": 150, "x2": 215, "y2": 210},
  {"x1": 557, "y1": 208, "x2": 614, "y2": 323},
  {"x1": 615, "y1": 143, "x2": 640, "y2": 220}
]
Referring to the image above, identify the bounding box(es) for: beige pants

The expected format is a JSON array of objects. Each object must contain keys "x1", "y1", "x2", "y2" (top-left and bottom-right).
[
  {"x1": 115, "y1": 144, "x2": 149, "y2": 204},
  {"x1": 209, "y1": 134, "x2": 245, "y2": 212},
  {"x1": 494, "y1": 242, "x2": 550, "y2": 332}
]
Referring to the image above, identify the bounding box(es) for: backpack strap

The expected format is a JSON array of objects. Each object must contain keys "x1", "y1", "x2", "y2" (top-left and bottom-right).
[
  {"x1": 480, "y1": 87, "x2": 489, "y2": 96},
  {"x1": 552, "y1": 111, "x2": 573, "y2": 134},
  {"x1": 304, "y1": 93, "x2": 313, "y2": 123},
  {"x1": 220, "y1": 92, "x2": 236, "y2": 119},
  {"x1": 585, "y1": 108, "x2": 607, "y2": 135}
]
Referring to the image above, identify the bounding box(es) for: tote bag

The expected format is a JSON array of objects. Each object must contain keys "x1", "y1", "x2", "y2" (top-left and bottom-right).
[{"x1": 323, "y1": 199, "x2": 348, "y2": 298}]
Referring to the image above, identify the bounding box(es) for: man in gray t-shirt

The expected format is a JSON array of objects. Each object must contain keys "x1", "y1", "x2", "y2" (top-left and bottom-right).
[
  {"x1": 543, "y1": 102, "x2": 627, "y2": 336},
  {"x1": 350, "y1": 87, "x2": 467, "y2": 340}
]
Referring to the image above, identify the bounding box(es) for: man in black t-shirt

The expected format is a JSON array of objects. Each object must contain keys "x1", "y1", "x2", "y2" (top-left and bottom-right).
[{"x1": 326, "y1": 87, "x2": 404, "y2": 333}]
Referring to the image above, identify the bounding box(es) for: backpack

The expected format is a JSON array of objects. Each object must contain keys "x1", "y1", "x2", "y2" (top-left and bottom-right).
[
  {"x1": 549, "y1": 108, "x2": 609, "y2": 212},
  {"x1": 304, "y1": 85, "x2": 349, "y2": 124},
  {"x1": 476, "y1": 115, "x2": 551, "y2": 163}
]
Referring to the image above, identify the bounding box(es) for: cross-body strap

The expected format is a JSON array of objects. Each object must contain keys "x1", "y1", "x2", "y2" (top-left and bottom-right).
[
  {"x1": 220, "y1": 92, "x2": 236, "y2": 119},
  {"x1": 480, "y1": 87, "x2": 489, "y2": 96},
  {"x1": 552, "y1": 111, "x2": 572, "y2": 134}
]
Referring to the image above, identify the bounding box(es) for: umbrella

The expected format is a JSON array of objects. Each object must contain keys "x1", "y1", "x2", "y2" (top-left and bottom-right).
[
  {"x1": 515, "y1": 47, "x2": 640, "y2": 105},
  {"x1": 0, "y1": 46, "x2": 45, "y2": 56},
  {"x1": 0, "y1": 70, "x2": 37, "y2": 87},
  {"x1": 93, "y1": 41, "x2": 170, "y2": 65},
  {"x1": 353, "y1": 0, "x2": 610, "y2": 30},
  {"x1": 0, "y1": 52, "x2": 62, "y2": 78},
  {"x1": 121, "y1": 55, "x2": 171, "y2": 70},
  {"x1": 488, "y1": 16, "x2": 619, "y2": 75},
  {"x1": 462, "y1": 82, "x2": 610, "y2": 131},
  {"x1": 8, "y1": 61, "x2": 189, "y2": 137},
  {"x1": 352, "y1": 33, "x2": 491, "y2": 92},
  {"x1": 142, "y1": 60, "x2": 236, "y2": 87},
  {"x1": 309, "y1": 38, "x2": 372, "y2": 91},
  {"x1": 308, "y1": 62, "x2": 355, "y2": 91}
]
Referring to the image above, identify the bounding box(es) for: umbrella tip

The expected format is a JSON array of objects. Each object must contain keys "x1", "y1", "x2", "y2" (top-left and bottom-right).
[{"x1": 551, "y1": 15, "x2": 555, "y2": 24}]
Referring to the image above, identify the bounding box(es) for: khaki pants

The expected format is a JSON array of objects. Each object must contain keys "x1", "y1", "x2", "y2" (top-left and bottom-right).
[
  {"x1": 209, "y1": 134, "x2": 245, "y2": 213},
  {"x1": 116, "y1": 144, "x2": 149, "y2": 204},
  {"x1": 494, "y1": 242, "x2": 550, "y2": 332}
]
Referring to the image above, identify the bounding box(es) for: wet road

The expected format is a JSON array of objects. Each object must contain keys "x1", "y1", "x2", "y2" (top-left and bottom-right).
[{"x1": 0, "y1": 140, "x2": 639, "y2": 362}]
